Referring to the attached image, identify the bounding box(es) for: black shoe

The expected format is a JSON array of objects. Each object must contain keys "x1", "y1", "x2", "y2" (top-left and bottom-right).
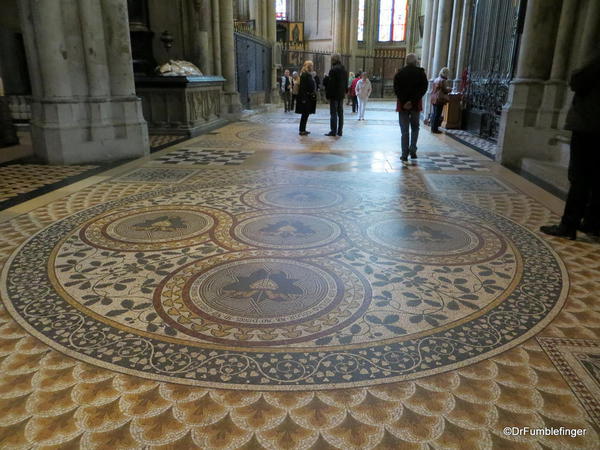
[
  {"x1": 410, "y1": 152, "x2": 417, "y2": 159},
  {"x1": 325, "y1": 132, "x2": 336, "y2": 136},
  {"x1": 431, "y1": 130, "x2": 442, "y2": 134},
  {"x1": 540, "y1": 224, "x2": 576, "y2": 240},
  {"x1": 337, "y1": 132, "x2": 343, "y2": 137},
  {"x1": 400, "y1": 156, "x2": 408, "y2": 163},
  {"x1": 299, "y1": 131, "x2": 309, "y2": 136}
]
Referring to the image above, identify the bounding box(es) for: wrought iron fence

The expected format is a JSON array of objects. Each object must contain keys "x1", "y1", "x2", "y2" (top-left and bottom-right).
[{"x1": 464, "y1": 0, "x2": 524, "y2": 140}]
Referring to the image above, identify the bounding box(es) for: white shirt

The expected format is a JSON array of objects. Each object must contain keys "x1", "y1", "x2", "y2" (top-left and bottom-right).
[{"x1": 356, "y1": 79, "x2": 372, "y2": 99}]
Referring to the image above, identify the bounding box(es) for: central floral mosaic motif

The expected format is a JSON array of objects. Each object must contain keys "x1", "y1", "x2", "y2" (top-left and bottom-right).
[{"x1": 0, "y1": 171, "x2": 568, "y2": 390}]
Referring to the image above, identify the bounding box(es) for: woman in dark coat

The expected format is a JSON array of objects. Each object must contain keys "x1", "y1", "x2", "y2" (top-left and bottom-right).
[{"x1": 295, "y1": 60, "x2": 317, "y2": 136}]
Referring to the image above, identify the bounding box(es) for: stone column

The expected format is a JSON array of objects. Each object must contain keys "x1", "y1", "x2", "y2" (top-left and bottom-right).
[
  {"x1": 250, "y1": 0, "x2": 262, "y2": 36},
  {"x1": 220, "y1": 0, "x2": 242, "y2": 115},
  {"x1": 575, "y1": 0, "x2": 600, "y2": 68},
  {"x1": 537, "y1": 0, "x2": 579, "y2": 129},
  {"x1": 423, "y1": 0, "x2": 441, "y2": 117},
  {"x1": 426, "y1": 0, "x2": 440, "y2": 78},
  {"x1": 267, "y1": 0, "x2": 278, "y2": 103},
  {"x1": 348, "y1": 0, "x2": 359, "y2": 71},
  {"x1": 262, "y1": 0, "x2": 269, "y2": 39},
  {"x1": 420, "y1": 0, "x2": 434, "y2": 71},
  {"x1": 335, "y1": 0, "x2": 344, "y2": 52},
  {"x1": 212, "y1": 0, "x2": 222, "y2": 76},
  {"x1": 446, "y1": 0, "x2": 463, "y2": 83},
  {"x1": 453, "y1": 0, "x2": 472, "y2": 90},
  {"x1": 431, "y1": 0, "x2": 453, "y2": 78},
  {"x1": 197, "y1": 0, "x2": 213, "y2": 74},
  {"x1": 497, "y1": 0, "x2": 562, "y2": 167},
  {"x1": 17, "y1": 0, "x2": 148, "y2": 164}
]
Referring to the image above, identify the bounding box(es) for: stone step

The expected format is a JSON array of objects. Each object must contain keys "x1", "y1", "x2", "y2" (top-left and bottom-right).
[{"x1": 521, "y1": 157, "x2": 569, "y2": 198}]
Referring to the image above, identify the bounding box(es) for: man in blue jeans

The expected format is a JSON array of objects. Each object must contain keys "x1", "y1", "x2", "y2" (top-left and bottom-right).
[
  {"x1": 393, "y1": 53, "x2": 429, "y2": 161},
  {"x1": 325, "y1": 54, "x2": 348, "y2": 137}
]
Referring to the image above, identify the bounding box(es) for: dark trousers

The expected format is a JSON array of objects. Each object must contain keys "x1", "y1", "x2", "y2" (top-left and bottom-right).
[
  {"x1": 282, "y1": 91, "x2": 292, "y2": 111},
  {"x1": 398, "y1": 110, "x2": 420, "y2": 157},
  {"x1": 351, "y1": 96, "x2": 358, "y2": 112},
  {"x1": 291, "y1": 94, "x2": 297, "y2": 110},
  {"x1": 299, "y1": 113, "x2": 310, "y2": 132},
  {"x1": 561, "y1": 131, "x2": 600, "y2": 230},
  {"x1": 431, "y1": 103, "x2": 444, "y2": 131},
  {"x1": 329, "y1": 99, "x2": 344, "y2": 134}
]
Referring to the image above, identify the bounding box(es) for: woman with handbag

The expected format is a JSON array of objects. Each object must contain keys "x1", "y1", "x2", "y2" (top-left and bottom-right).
[
  {"x1": 295, "y1": 60, "x2": 317, "y2": 136},
  {"x1": 430, "y1": 67, "x2": 451, "y2": 134}
]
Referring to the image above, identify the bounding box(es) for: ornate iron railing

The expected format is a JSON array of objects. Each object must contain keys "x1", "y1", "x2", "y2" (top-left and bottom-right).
[{"x1": 464, "y1": 0, "x2": 523, "y2": 140}]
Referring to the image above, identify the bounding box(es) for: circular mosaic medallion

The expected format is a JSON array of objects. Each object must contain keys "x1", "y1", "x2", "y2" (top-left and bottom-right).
[
  {"x1": 0, "y1": 182, "x2": 568, "y2": 391},
  {"x1": 347, "y1": 213, "x2": 506, "y2": 265},
  {"x1": 154, "y1": 254, "x2": 370, "y2": 346},
  {"x1": 247, "y1": 185, "x2": 350, "y2": 210},
  {"x1": 80, "y1": 206, "x2": 218, "y2": 251},
  {"x1": 234, "y1": 213, "x2": 342, "y2": 249}
]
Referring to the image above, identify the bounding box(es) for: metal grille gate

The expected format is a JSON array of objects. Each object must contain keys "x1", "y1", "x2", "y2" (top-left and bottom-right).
[
  {"x1": 464, "y1": 0, "x2": 524, "y2": 140},
  {"x1": 234, "y1": 32, "x2": 272, "y2": 109}
]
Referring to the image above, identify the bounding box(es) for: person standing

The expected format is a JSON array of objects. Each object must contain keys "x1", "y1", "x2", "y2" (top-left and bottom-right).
[
  {"x1": 393, "y1": 53, "x2": 428, "y2": 162},
  {"x1": 356, "y1": 72, "x2": 372, "y2": 120},
  {"x1": 291, "y1": 71, "x2": 300, "y2": 110},
  {"x1": 540, "y1": 52, "x2": 600, "y2": 240},
  {"x1": 350, "y1": 72, "x2": 361, "y2": 113},
  {"x1": 280, "y1": 69, "x2": 293, "y2": 112},
  {"x1": 430, "y1": 67, "x2": 451, "y2": 133},
  {"x1": 325, "y1": 54, "x2": 348, "y2": 137},
  {"x1": 295, "y1": 61, "x2": 317, "y2": 136}
]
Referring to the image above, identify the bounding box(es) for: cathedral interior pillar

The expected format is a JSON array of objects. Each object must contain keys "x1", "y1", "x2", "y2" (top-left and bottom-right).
[
  {"x1": 211, "y1": 0, "x2": 223, "y2": 76},
  {"x1": 497, "y1": 0, "x2": 562, "y2": 167},
  {"x1": 446, "y1": 0, "x2": 463, "y2": 83},
  {"x1": 420, "y1": 0, "x2": 434, "y2": 73},
  {"x1": 16, "y1": 0, "x2": 148, "y2": 164},
  {"x1": 453, "y1": 0, "x2": 471, "y2": 90},
  {"x1": 431, "y1": 0, "x2": 453, "y2": 79},
  {"x1": 537, "y1": 0, "x2": 579, "y2": 129},
  {"x1": 219, "y1": 0, "x2": 242, "y2": 114}
]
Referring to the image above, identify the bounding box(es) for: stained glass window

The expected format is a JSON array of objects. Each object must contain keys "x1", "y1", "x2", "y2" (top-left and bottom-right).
[
  {"x1": 358, "y1": 0, "x2": 365, "y2": 41},
  {"x1": 276, "y1": 0, "x2": 286, "y2": 20},
  {"x1": 378, "y1": 0, "x2": 408, "y2": 42}
]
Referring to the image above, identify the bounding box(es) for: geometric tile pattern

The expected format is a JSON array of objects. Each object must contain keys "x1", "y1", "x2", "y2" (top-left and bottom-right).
[
  {"x1": 424, "y1": 174, "x2": 513, "y2": 193},
  {"x1": 0, "y1": 163, "x2": 99, "y2": 205},
  {"x1": 444, "y1": 129, "x2": 498, "y2": 159},
  {"x1": 152, "y1": 149, "x2": 254, "y2": 165},
  {"x1": 397, "y1": 153, "x2": 489, "y2": 171},
  {"x1": 115, "y1": 168, "x2": 198, "y2": 183},
  {"x1": 538, "y1": 337, "x2": 600, "y2": 426}
]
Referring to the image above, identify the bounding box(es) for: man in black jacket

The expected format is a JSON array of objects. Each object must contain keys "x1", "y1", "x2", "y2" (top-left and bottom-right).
[
  {"x1": 325, "y1": 54, "x2": 348, "y2": 136},
  {"x1": 393, "y1": 53, "x2": 428, "y2": 160},
  {"x1": 540, "y1": 52, "x2": 600, "y2": 240}
]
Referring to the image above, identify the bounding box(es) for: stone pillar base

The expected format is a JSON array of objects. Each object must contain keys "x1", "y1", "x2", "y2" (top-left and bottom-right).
[
  {"x1": 222, "y1": 91, "x2": 242, "y2": 118},
  {"x1": 497, "y1": 79, "x2": 547, "y2": 167},
  {"x1": 536, "y1": 79, "x2": 568, "y2": 129},
  {"x1": 269, "y1": 87, "x2": 281, "y2": 104},
  {"x1": 30, "y1": 97, "x2": 149, "y2": 165}
]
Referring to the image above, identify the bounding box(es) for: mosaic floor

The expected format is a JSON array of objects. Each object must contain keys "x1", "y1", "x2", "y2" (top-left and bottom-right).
[
  {"x1": 0, "y1": 164, "x2": 101, "y2": 211},
  {"x1": 0, "y1": 102, "x2": 599, "y2": 448}
]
